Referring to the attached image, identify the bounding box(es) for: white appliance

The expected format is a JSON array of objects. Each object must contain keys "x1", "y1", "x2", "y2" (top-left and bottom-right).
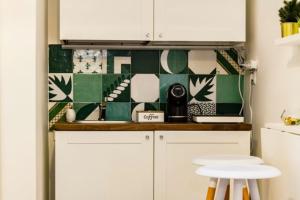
[
  {"x1": 193, "y1": 116, "x2": 244, "y2": 123},
  {"x1": 261, "y1": 123, "x2": 300, "y2": 200}
]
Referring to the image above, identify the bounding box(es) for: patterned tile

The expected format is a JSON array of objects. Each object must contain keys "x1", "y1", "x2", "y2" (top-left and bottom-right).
[
  {"x1": 49, "y1": 45, "x2": 73, "y2": 73},
  {"x1": 216, "y1": 103, "x2": 242, "y2": 116},
  {"x1": 49, "y1": 73, "x2": 73, "y2": 102},
  {"x1": 215, "y1": 49, "x2": 244, "y2": 75},
  {"x1": 131, "y1": 74, "x2": 159, "y2": 102},
  {"x1": 160, "y1": 50, "x2": 188, "y2": 74},
  {"x1": 73, "y1": 49, "x2": 107, "y2": 74},
  {"x1": 107, "y1": 50, "x2": 131, "y2": 74},
  {"x1": 131, "y1": 103, "x2": 160, "y2": 121},
  {"x1": 159, "y1": 74, "x2": 188, "y2": 103},
  {"x1": 48, "y1": 45, "x2": 247, "y2": 124},
  {"x1": 106, "y1": 102, "x2": 131, "y2": 121},
  {"x1": 102, "y1": 74, "x2": 131, "y2": 102},
  {"x1": 188, "y1": 75, "x2": 216, "y2": 103},
  {"x1": 198, "y1": 102, "x2": 216, "y2": 116},
  {"x1": 131, "y1": 50, "x2": 159, "y2": 74},
  {"x1": 73, "y1": 74, "x2": 102, "y2": 102},
  {"x1": 73, "y1": 103, "x2": 100, "y2": 120},
  {"x1": 48, "y1": 102, "x2": 72, "y2": 129},
  {"x1": 216, "y1": 75, "x2": 244, "y2": 103},
  {"x1": 188, "y1": 50, "x2": 229, "y2": 75}
]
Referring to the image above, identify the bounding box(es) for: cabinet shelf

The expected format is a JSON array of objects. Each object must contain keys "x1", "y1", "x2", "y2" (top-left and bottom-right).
[{"x1": 275, "y1": 34, "x2": 300, "y2": 46}]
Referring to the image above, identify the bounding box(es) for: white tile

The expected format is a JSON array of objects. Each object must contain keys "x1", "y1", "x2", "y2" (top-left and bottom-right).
[
  {"x1": 131, "y1": 74, "x2": 159, "y2": 102},
  {"x1": 188, "y1": 50, "x2": 217, "y2": 74}
]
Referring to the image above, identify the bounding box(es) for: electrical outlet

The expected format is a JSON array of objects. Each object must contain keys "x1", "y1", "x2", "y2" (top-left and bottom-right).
[{"x1": 250, "y1": 70, "x2": 257, "y2": 85}]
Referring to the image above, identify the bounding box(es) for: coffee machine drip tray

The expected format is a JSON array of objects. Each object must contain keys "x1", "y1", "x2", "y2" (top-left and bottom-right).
[{"x1": 193, "y1": 116, "x2": 244, "y2": 123}]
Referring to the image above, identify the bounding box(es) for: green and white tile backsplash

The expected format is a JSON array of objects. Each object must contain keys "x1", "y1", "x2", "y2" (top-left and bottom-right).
[{"x1": 48, "y1": 45, "x2": 244, "y2": 129}]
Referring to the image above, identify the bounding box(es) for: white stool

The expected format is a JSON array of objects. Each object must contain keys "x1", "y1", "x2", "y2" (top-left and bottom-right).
[
  {"x1": 196, "y1": 164, "x2": 281, "y2": 200},
  {"x1": 193, "y1": 155, "x2": 264, "y2": 200}
]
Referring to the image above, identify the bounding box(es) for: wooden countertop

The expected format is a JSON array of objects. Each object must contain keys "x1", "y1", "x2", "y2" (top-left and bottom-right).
[{"x1": 54, "y1": 122, "x2": 252, "y2": 131}]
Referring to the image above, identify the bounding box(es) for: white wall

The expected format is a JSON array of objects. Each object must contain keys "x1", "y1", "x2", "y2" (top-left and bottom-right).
[
  {"x1": 246, "y1": 0, "x2": 300, "y2": 155},
  {"x1": 0, "y1": 0, "x2": 48, "y2": 200}
]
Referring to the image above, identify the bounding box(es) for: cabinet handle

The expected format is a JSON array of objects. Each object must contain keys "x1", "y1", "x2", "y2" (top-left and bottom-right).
[
  {"x1": 160, "y1": 135, "x2": 164, "y2": 140},
  {"x1": 146, "y1": 33, "x2": 150, "y2": 38},
  {"x1": 145, "y1": 135, "x2": 150, "y2": 140},
  {"x1": 159, "y1": 33, "x2": 163, "y2": 38}
]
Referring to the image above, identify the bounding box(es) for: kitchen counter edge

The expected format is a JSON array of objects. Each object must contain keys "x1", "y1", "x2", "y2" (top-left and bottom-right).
[{"x1": 54, "y1": 122, "x2": 252, "y2": 131}]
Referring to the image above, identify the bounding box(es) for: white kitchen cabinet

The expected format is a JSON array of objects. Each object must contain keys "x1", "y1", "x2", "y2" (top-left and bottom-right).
[
  {"x1": 154, "y1": 0, "x2": 246, "y2": 42},
  {"x1": 261, "y1": 125, "x2": 300, "y2": 200},
  {"x1": 55, "y1": 131, "x2": 153, "y2": 200},
  {"x1": 60, "y1": 0, "x2": 153, "y2": 41},
  {"x1": 60, "y1": 0, "x2": 245, "y2": 42},
  {"x1": 55, "y1": 130, "x2": 250, "y2": 200},
  {"x1": 154, "y1": 131, "x2": 250, "y2": 200}
]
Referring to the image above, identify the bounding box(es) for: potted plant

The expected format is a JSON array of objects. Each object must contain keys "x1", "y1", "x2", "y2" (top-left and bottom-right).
[{"x1": 279, "y1": 0, "x2": 300, "y2": 37}]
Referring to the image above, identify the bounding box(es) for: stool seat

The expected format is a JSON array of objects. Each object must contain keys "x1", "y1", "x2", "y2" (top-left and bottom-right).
[
  {"x1": 196, "y1": 164, "x2": 281, "y2": 180},
  {"x1": 193, "y1": 155, "x2": 264, "y2": 166}
]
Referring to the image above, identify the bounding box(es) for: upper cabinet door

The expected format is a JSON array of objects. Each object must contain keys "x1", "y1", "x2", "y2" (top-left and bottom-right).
[
  {"x1": 60, "y1": 0, "x2": 153, "y2": 41},
  {"x1": 154, "y1": 0, "x2": 246, "y2": 42}
]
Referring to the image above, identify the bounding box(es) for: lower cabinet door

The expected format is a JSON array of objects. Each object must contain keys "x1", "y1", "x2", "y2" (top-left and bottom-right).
[
  {"x1": 154, "y1": 131, "x2": 251, "y2": 200},
  {"x1": 55, "y1": 131, "x2": 153, "y2": 200}
]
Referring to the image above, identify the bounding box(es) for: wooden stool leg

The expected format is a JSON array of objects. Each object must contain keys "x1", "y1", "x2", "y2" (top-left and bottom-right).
[
  {"x1": 224, "y1": 184, "x2": 230, "y2": 200},
  {"x1": 214, "y1": 179, "x2": 229, "y2": 200},
  {"x1": 242, "y1": 180, "x2": 250, "y2": 200},
  {"x1": 233, "y1": 179, "x2": 243, "y2": 200},
  {"x1": 206, "y1": 178, "x2": 217, "y2": 200},
  {"x1": 248, "y1": 179, "x2": 260, "y2": 200}
]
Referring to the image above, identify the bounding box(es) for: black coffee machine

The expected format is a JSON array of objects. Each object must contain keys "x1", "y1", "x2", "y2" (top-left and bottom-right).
[{"x1": 167, "y1": 83, "x2": 188, "y2": 122}]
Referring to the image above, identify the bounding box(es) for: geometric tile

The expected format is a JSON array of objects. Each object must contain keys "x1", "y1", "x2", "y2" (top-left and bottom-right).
[
  {"x1": 131, "y1": 50, "x2": 159, "y2": 74},
  {"x1": 187, "y1": 102, "x2": 216, "y2": 120},
  {"x1": 215, "y1": 49, "x2": 244, "y2": 75},
  {"x1": 188, "y1": 50, "x2": 217, "y2": 75},
  {"x1": 73, "y1": 74, "x2": 102, "y2": 102},
  {"x1": 73, "y1": 103, "x2": 100, "y2": 120},
  {"x1": 107, "y1": 50, "x2": 131, "y2": 74},
  {"x1": 159, "y1": 74, "x2": 188, "y2": 103},
  {"x1": 49, "y1": 45, "x2": 73, "y2": 73},
  {"x1": 188, "y1": 75, "x2": 216, "y2": 103},
  {"x1": 131, "y1": 103, "x2": 160, "y2": 121},
  {"x1": 197, "y1": 102, "x2": 216, "y2": 116},
  {"x1": 49, "y1": 73, "x2": 73, "y2": 102},
  {"x1": 102, "y1": 74, "x2": 131, "y2": 102},
  {"x1": 131, "y1": 74, "x2": 159, "y2": 102},
  {"x1": 106, "y1": 102, "x2": 131, "y2": 121},
  {"x1": 73, "y1": 49, "x2": 107, "y2": 74},
  {"x1": 216, "y1": 103, "x2": 243, "y2": 116},
  {"x1": 48, "y1": 102, "x2": 72, "y2": 130},
  {"x1": 160, "y1": 50, "x2": 188, "y2": 74},
  {"x1": 216, "y1": 75, "x2": 244, "y2": 103}
]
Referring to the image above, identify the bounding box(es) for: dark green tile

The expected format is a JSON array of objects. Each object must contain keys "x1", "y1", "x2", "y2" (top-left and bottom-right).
[
  {"x1": 73, "y1": 74, "x2": 102, "y2": 102},
  {"x1": 160, "y1": 74, "x2": 188, "y2": 103},
  {"x1": 73, "y1": 103, "x2": 100, "y2": 120},
  {"x1": 107, "y1": 50, "x2": 131, "y2": 74},
  {"x1": 49, "y1": 45, "x2": 73, "y2": 73},
  {"x1": 160, "y1": 50, "x2": 188, "y2": 74},
  {"x1": 106, "y1": 102, "x2": 131, "y2": 121},
  {"x1": 131, "y1": 50, "x2": 159, "y2": 74},
  {"x1": 216, "y1": 75, "x2": 244, "y2": 103},
  {"x1": 216, "y1": 103, "x2": 243, "y2": 116},
  {"x1": 188, "y1": 75, "x2": 216, "y2": 102},
  {"x1": 102, "y1": 74, "x2": 131, "y2": 102}
]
